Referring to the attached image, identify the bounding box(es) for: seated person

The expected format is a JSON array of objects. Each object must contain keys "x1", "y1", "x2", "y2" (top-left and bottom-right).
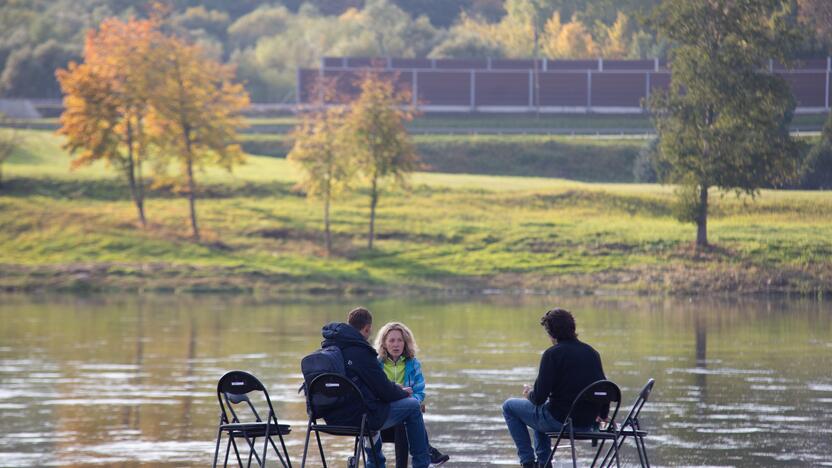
[
  {"x1": 319, "y1": 307, "x2": 431, "y2": 468},
  {"x1": 373, "y1": 322, "x2": 449, "y2": 467},
  {"x1": 502, "y1": 308, "x2": 608, "y2": 468}
]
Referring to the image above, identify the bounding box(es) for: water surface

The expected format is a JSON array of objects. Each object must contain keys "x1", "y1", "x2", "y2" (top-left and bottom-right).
[{"x1": 0, "y1": 294, "x2": 830, "y2": 467}]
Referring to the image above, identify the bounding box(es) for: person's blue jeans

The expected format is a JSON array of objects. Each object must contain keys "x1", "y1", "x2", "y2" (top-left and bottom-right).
[
  {"x1": 503, "y1": 398, "x2": 576, "y2": 465},
  {"x1": 365, "y1": 397, "x2": 429, "y2": 468}
]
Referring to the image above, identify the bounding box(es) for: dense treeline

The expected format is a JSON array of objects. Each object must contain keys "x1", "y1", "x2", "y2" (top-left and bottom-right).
[{"x1": 2, "y1": 0, "x2": 829, "y2": 102}]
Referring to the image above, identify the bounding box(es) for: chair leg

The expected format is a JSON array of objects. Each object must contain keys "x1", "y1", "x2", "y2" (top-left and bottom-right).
[
  {"x1": 590, "y1": 439, "x2": 606, "y2": 467},
  {"x1": 569, "y1": 429, "x2": 577, "y2": 468},
  {"x1": 367, "y1": 432, "x2": 380, "y2": 467},
  {"x1": 543, "y1": 432, "x2": 563, "y2": 467},
  {"x1": 636, "y1": 435, "x2": 650, "y2": 468},
  {"x1": 230, "y1": 437, "x2": 245, "y2": 468},
  {"x1": 315, "y1": 430, "x2": 328, "y2": 468},
  {"x1": 213, "y1": 428, "x2": 224, "y2": 468},
  {"x1": 268, "y1": 435, "x2": 290, "y2": 468},
  {"x1": 301, "y1": 422, "x2": 312, "y2": 468}
]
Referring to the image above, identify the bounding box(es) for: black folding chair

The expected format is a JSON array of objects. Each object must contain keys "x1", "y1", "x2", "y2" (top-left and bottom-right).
[
  {"x1": 301, "y1": 373, "x2": 380, "y2": 468},
  {"x1": 599, "y1": 378, "x2": 655, "y2": 468},
  {"x1": 213, "y1": 370, "x2": 292, "y2": 468},
  {"x1": 543, "y1": 379, "x2": 622, "y2": 468}
]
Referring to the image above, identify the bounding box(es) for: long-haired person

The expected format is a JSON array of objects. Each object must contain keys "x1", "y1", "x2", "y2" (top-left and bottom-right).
[{"x1": 367, "y1": 322, "x2": 449, "y2": 467}]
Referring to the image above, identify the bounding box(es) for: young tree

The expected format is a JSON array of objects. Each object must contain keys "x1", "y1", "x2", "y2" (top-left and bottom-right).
[
  {"x1": 800, "y1": 111, "x2": 832, "y2": 189},
  {"x1": 150, "y1": 35, "x2": 249, "y2": 241},
  {"x1": 0, "y1": 114, "x2": 21, "y2": 189},
  {"x1": 344, "y1": 73, "x2": 419, "y2": 250},
  {"x1": 56, "y1": 18, "x2": 158, "y2": 227},
  {"x1": 647, "y1": 0, "x2": 800, "y2": 248},
  {"x1": 288, "y1": 108, "x2": 355, "y2": 256}
]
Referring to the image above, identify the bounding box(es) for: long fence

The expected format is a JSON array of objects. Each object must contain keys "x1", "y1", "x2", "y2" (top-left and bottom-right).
[{"x1": 298, "y1": 56, "x2": 832, "y2": 114}]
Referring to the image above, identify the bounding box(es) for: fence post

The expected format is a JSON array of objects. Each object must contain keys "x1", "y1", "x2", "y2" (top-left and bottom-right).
[
  {"x1": 645, "y1": 71, "x2": 651, "y2": 102},
  {"x1": 587, "y1": 70, "x2": 593, "y2": 113},
  {"x1": 487, "y1": 57, "x2": 492, "y2": 70},
  {"x1": 543, "y1": 58, "x2": 548, "y2": 71},
  {"x1": 412, "y1": 70, "x2": 418, "y2": 108},
  {"x1": 598, "y1": 57, "x2": 603, "y2": 71},
  {"x1": 470, "y1": 70, "x2": 476, "y2": 112},
  {"x1": 654, "y1": 57, "x2": 659, "y2": 72},
  {"x1": 528, "y1": 69, "x2": 534, "y2": 108},
  {"x1": 827, "y1": 56, "x2": 830, "y2": 110}
]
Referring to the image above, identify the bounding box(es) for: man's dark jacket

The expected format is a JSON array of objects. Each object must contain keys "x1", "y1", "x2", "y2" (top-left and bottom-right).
[
  {"x1": 320, "y1": 322, "x2": 409, "y2": 430},
  {"x1": 527, "y1": 338, "x2": 607, "y2": 428}
]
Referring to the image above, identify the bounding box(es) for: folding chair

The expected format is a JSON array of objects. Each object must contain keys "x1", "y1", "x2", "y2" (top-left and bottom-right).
[
  {"x1": 542, "y1": 379, "x2": 622, "y2": 468},
  {"x1": 213, "y1": 370, "x2": 292, "y2": 468},
  {"x1": 301, "y1": 373, "x2": 380, "y2": 468},
  {"x1": 599, "y1": 378, "x2": 655, "y2": 468}
]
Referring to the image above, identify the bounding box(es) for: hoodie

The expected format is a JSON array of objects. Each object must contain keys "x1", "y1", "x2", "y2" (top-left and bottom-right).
[{"x1": 320, "y1": 322, "x2": 409, "y2": 429}]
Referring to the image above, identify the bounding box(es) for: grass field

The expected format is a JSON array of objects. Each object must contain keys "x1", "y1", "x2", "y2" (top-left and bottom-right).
[{"x1": 1, "y1": 129, "x2": 831, "y2": 295}]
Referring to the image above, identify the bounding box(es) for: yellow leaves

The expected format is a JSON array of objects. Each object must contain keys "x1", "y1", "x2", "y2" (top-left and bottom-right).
[{"x1": 542, "y1": 13, "x2": 600, "y2": 59}]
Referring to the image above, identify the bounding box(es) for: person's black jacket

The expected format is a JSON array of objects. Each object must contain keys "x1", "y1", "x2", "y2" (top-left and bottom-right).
[
  {"x1": 527, "y1": 338, "x2": 607, "y2": 428},
  {"x1": 320, "y1": 322, "x2": 409, "y2": 429}
]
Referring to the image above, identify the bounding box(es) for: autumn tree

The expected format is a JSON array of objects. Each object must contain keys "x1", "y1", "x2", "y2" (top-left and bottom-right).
[
  {"x1": 288, "y1": 108, "x2": 355, "y2": 255},
  {"x1": 150, "y1": 35, "x2": 249, "y2": 241},
  {"x1": 648, "y1": 0, "x2": 800, "y2": 248},
  {"x1": 57, "y1": 18, "x2": 158, "y2": 226},
  {"x1": 343, "y1": 73, "x2": 419, "y2": 250}
]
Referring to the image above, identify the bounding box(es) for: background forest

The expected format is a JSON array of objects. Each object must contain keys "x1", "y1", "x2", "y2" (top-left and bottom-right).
[{"x1": 2, "y1": 0, "x2": 830, "y2": 102}]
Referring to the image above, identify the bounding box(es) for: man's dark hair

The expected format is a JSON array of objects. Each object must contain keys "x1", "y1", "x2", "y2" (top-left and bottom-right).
[
  {"x1": 540, "y1": 308, "x2": 577, "y2": 341},
  {"x1": 348, "y1": 307, "x2": 373, "y2": 330}
]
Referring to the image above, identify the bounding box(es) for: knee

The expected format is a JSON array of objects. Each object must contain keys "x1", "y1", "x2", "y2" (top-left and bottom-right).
[{"x1": 502, "y1": 398, "x2": 517, "y2": 416}]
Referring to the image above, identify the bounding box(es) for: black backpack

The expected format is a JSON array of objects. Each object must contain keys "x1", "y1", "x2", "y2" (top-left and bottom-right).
[{"x1": 301, "y1": 345, "x2": 346, "y2": 391}]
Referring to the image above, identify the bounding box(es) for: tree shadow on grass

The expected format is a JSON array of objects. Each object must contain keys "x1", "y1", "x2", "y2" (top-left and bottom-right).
[{"x1": 0, "y1": 177, "x2": 297, "y2": 201}]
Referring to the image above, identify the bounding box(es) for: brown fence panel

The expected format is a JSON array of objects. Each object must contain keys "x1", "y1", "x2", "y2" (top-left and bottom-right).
[
  {"x1": 547, "y1": 60, "x2": 599, "y2": 70},
  {"x1": 436, "y1": 59, "x2": 487, "y2": 69},
  {"x1": 417, "y1": 71, "x2": 471, "y2": 106},
  {"x1": 475, "y1": 72, "x2": 529, "y2": 106},
  {"x1": 392, "y1": 58, "x2": 433, "y2": 69},
  {"x1": 539, "y1": 72, "x2": 587, "y2": 106},
  {"x1": 603, "y1": 59, "x2": 654, "y2": 70},
  {"x1": 592, "y1": 73, "x2": 646, "y2": 107},
  {"x1": 491, "y1": 59, "x2": 537, "y2": 69},
  {"x1": 649, "y1": 72, "x2": 671, "y2": 93},
  {"x1": 777, "y1": 72, "x2": 826, "y2": 107}
]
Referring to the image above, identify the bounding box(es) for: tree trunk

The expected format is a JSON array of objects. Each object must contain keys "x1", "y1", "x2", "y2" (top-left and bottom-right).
[
  {"x1": 135, "y1": 116, "x2": 146, "y2": 227},
  {"x1": 125, "y1": 120, "x2": 146, "y2": 227},
  {"x1": 696, "y1": 184, "x2": 708, "y2": 248},
  {"x1": 0, "y1": 162, "x2": 4, "y2": 189},
  {"x1": 186, "y1": 154, "x2": 200, "y2": 241},
  {"x1": 368, "y1": 176, "x2": 378, "y2": 250},
  {"x1": 324, "y1": 193, "x2": 332, "y2": 256}
]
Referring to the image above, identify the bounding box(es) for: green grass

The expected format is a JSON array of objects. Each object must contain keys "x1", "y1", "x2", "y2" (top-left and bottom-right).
[{"x1": 1, "y1": 129, "x2": 831, "y2": 295}]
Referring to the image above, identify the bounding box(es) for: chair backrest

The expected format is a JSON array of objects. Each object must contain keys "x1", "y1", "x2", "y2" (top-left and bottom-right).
[
  {"x1": 216, "y1": 370, "x2": 276, "y2": 424},
  {"x1": 566, "y1": 379, "x2": 622, "y2": 428},
  {"x1": 306, "y1": 372, "x2": 367, "y2": 422},
  {"x1": 618, "y1": 378, "x2": 654, "y2": 430}
]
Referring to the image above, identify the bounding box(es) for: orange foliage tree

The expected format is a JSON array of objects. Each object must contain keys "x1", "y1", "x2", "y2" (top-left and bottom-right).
[
  {"x1": 150, "y1": 35, "x2": 249, "y2": 241},
  {"x1": 57, "y1": 18, "x2": 158, "y2": 226},
  {"x1": 343, "y1": 73, "x2": 419, "y2": 250}
]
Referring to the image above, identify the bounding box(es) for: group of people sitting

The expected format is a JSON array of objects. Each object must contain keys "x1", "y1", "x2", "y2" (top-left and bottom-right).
[{"x1": 315, "y1": 306, "x2": 606, "y2": 468}]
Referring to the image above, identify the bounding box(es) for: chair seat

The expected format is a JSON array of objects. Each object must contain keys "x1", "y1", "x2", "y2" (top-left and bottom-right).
[
  {"x1": 617, "y1": 428, "x2": 648, "y2": 437},
  {"x1": 220, "y1": 422, "x2": 292, "y2": 437},
  {"x1": 546, "y1": 430, "x2": 618, "y2": 441},
  {"x1": 310, "y1": 423, "x2": 377, "y2": 437}
]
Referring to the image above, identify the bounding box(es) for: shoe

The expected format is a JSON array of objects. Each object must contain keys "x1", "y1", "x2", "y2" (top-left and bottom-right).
[
  {"x1": 521, "y1": 462, "x2": 536, "y2": 468},
  {"x1": 429, "y1": 446, "x2": 450, "y2": 465},
  {"x1": 537, "y1": 462, "x2": 553, "y2": 468},
  {"x1": 347, "y1": 455, "x2": 356, "y2": 468}
]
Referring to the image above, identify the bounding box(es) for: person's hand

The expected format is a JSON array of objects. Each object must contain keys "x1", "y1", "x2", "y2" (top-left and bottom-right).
[
  {"x1": 522, "y1": 384, "x2": 532, "y2": 397},
  {"x1": 420, "y1": 402, "x2": 426, "y2": 413},
  {"x1": 402, "y1": 386, "x2": 413, "y2": 396}
]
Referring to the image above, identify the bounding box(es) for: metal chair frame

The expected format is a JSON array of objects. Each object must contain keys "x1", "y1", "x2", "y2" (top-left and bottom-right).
[
  {"x1": 599, "y1": 378, "x2": 655, "y2": 468},
  {"x1": 213, "y1": 370, "x2": 292, "y2": 468},
  {"x1": 301, "y1": 373, "x2": 380, "y2": 468},
  {"x1": 543, "y1": 379, "x2": 623, "y2": 468}
]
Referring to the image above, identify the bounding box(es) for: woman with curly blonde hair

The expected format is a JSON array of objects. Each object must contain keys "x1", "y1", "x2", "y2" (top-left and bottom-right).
[{"x1": 365, "y1": 322, "x2": 449, "y2": 467}]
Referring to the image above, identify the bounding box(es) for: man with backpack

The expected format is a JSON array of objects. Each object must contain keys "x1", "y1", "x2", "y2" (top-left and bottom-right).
[{"x1": 312, "y1": 307, "x2": 431, "y2": 468}]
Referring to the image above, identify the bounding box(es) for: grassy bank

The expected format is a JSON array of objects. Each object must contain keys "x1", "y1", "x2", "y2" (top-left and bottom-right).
[
  {"x1": 1, "y1": 129, "x2": 831, "y2": 295},
  {"x1": 240, "y1": 134, "x2": 642, "y2": 182}
]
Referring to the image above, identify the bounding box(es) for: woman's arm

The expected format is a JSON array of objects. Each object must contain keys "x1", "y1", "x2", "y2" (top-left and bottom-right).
[{"x1": 409, "y1": 358, "x2": 426, "y2": 402}]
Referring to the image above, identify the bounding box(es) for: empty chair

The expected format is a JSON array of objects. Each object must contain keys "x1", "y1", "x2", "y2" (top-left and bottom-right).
[
  {"x1": 301, "y1": 373, "x2": 380, "y2": 468},
  {"x1": 213, "y1": 370, "x2": 292, "y2": 468},
  {"x1": 599, "y1": 378, "x2": 655, "y2": 468},
  {"x1": 542, "y1": 379, "x2": 623, "y2": 468}
]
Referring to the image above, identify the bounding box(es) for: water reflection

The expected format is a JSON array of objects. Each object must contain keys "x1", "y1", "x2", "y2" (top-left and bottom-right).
[{"x1": 0, "y1": 294, "x2": 830, "y2": 467}]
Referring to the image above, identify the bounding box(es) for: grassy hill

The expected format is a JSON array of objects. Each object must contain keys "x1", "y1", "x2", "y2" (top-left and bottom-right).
[{"x1": 1, "y1": 129, "x2": 831, "y2": 295}]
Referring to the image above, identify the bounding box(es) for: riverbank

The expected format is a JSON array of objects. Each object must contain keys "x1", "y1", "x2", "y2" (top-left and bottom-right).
[{"x1": 1, "y1": 130, "x2": 831, "y2": 296}]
